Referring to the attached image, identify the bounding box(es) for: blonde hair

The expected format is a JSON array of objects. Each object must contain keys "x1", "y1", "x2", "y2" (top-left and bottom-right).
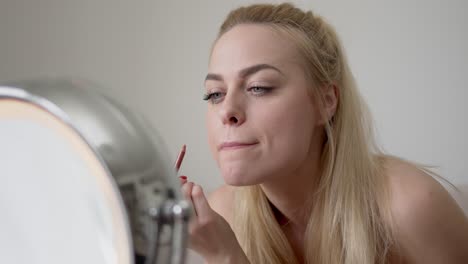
[{"x1": 215, "y1": 3, "x2": 396, "y2": 264}]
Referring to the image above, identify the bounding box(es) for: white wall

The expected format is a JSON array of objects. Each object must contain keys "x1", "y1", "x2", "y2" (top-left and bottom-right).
[{"x1": 1, "y1": 1, "x2": 467, "y2": 263}]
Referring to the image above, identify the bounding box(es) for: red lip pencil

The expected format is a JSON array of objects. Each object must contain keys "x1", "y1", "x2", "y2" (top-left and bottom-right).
[{"x1": 174, "y1": 144, "x2": 186, "y2": 172}]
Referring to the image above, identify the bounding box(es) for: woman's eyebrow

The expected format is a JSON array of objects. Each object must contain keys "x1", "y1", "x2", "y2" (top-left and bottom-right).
[
  {"x1": 239, "y1": 63, "x2": 284, "y2": 78},
  {"x1": 204, "y1": 63, "x2": 284, "y2": 83}
]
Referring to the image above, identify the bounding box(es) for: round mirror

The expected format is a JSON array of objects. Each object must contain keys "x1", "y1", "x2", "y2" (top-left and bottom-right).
[{"x1": 0, "y1": 79, "x2": 191, "y2": 264}]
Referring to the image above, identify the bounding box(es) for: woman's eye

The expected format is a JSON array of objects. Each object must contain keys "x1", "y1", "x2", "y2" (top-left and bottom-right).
[
  {"x1": 248, "y1": 86, "x2": 273, "y2": 95},
  {"x1": 202, "y1": 92, "x2": 225, "y2": 103}
]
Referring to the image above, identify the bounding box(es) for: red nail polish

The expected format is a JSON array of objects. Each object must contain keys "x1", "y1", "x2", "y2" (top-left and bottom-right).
[{"x1": 179, "y1": 175, "x2": 187, "y2": 180}]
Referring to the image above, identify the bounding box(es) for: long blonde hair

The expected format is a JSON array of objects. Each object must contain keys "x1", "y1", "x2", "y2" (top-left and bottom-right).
[{"x1": 215, "y1": 3, "x2": 396, "y2": 264}]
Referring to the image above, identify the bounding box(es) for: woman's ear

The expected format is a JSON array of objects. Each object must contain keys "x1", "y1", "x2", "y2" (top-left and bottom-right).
[{"x1": 320, "y1": 83, "x2": 339, "y2": 125}]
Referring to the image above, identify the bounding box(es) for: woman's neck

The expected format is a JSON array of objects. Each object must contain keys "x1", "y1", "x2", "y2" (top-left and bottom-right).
[{"x1": 260, "y1": 146, "x2": 323, "y2": 230}]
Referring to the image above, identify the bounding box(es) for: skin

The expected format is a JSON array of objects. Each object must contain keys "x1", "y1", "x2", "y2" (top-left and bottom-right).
[{"x1": 180, "y1": 24, "x2": 468, "y2": 263}]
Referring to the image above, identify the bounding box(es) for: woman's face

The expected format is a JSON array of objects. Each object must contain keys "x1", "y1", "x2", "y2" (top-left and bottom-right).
[{"x1": 205, "y1": 24, "x2": 322, "y2": 186}]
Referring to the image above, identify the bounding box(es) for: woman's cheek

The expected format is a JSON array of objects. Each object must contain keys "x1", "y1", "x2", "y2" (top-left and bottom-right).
[{"x1": 206, "y1": 112, "x2": 220, "y2": 162}]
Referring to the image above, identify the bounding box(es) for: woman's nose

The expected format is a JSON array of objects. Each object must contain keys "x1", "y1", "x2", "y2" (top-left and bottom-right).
[{"x1": 219, "y1": 93, "x2": 246, "y2": 126}]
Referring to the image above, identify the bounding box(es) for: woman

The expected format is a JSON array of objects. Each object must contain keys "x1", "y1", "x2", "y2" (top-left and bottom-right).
[{"x1": 180, "y1": 3, "x2": 468, "y2": 264}]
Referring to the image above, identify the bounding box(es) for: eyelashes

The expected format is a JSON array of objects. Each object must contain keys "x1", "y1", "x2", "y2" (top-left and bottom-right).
[
  {"x1": 202, "y1": 92, "x2": 224, "y2": 102},
  {"x1": 203, "y1": 86, "x2": 274, "y2": 103}
]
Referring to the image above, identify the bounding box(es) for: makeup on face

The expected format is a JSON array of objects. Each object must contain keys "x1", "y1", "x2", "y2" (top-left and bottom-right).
[{"x1": 203, "y1": 64, "x2": 284, "y2": 104}]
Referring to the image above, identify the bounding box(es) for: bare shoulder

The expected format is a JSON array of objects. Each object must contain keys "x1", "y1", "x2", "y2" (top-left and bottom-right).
[
  {"x1": 207, "y1": 184, "x2": 236, "y2": 226},
  {"x1": 384, "y1": 158, "x2": 468, "y2": 263}
]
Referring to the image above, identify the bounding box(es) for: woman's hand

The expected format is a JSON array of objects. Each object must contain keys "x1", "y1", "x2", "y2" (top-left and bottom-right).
[{"x1": 179, "y1": 176, "x2": 250, "y2": 264}]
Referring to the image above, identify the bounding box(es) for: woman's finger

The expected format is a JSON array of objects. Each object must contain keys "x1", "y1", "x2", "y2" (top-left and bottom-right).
[
  {"x1": 181, "y1": 181, "x2": 194, "y2": 200},
  {"x1": 191, "y1": 184, "x2": 211, "y2": 219},
  {"x1": 179, "y1": 175, "x2": 188, "y2": 185},
  {"x1": 181, "y1": 181, "x2": 197, "y2": 216}
]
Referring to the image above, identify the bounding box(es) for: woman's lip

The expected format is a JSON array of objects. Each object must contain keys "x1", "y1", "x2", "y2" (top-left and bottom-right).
[{"x1": 219, "y1": 142, "x2": 258, "y2": 150}]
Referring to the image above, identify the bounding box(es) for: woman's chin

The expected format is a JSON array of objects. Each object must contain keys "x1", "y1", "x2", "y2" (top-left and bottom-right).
[
  {"x1": 223, "y1": 177, "x2": 252, "y2": 186},
  {"x1": 220, "y1": 166, "x2": 261, "y2": 186}
]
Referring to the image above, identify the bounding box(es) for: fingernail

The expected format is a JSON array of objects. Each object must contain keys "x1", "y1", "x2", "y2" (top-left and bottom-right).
[{"x1": 179, "y1": 175, "x2": 187, "y2": 180}]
